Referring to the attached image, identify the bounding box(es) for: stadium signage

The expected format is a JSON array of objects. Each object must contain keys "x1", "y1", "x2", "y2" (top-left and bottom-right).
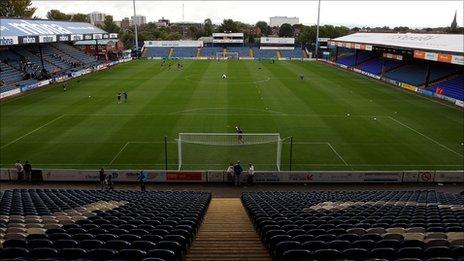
[
  {"x1": 83, "y1": 34, "x2": 93, "y2": 40},
  {"x1": 382, "y1": 52, "x2": 403, "y2": 61},
  {"x1": 0, "y1": 88, "x2": 21, "y2": 99},
  {"x1": 57, "y1": 34, "x2": 70, "y2": 42},
  {"x1": 328, "y1": 41, "x2": 373, "y2": 51},
  {"x1": 143, "y1": 40, "x2": 203, "y2": 47},
  {"x1": 18, "y1": 36, "x2": 39, "y2": 44},
  {"x1": 260, "y1": 46, "x2": 294, "y2": 50},
  {"x1": 0, "y1": 36, "x2": 19, "y2": 46},
  {"x1": 39, "y1": 35, "x2": 57, "y2": 43},
  {"x1": 414, "y1": 50, "x2": 464, "y2": 65},
  {"x1": 260, "y1": 37, "x2": 295, "y2": 44},
  {"x1": 1, "y1": 168, "x2": 463, "y2": 183},
  {"x1": 166, "y1": 171, "x2": 204, "y2": 181},
  {"x1": 0, "y1": 19, "x2": 118, "y2": 46}
]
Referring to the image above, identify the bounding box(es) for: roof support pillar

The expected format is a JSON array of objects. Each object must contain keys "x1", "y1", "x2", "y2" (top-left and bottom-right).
[
  {"x1": 38, "y1": 44, "x2": 45, "y2": 71},
  {"x1": 424, "y1": 61, "x2": 431, "y2": 87}
]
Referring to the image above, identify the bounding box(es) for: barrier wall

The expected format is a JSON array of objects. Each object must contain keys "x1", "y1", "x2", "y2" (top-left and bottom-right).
[{"x1": 1, "y1": 169, "x2": 462, "y2": 183}]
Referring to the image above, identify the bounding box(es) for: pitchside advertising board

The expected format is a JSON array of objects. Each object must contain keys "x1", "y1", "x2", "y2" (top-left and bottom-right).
[
  {"x1": 0, "y1": 19, "x2": 117, "y2": 46},
  {"x1": 2, "y1": 169, "x2": 462, "y2": 183}
]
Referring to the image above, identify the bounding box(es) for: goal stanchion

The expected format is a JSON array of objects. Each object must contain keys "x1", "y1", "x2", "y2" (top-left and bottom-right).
[{"x1": 176, "y1": 133, "x2": 285, "y2": 171}]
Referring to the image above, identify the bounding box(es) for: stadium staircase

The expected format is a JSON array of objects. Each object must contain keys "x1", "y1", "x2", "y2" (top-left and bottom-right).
[
  {"x1": 223, "y1": 48, "x2": 227, "y2": 58},
  {"x1": 303, "y1": 49, "x2": 308, "y2": 58},
  {"x1": 168, "y1": 48, "x2": 174, "y2": 58},
  {"x1": 141, "y1": 47, "x2": 148, "y2": 58},
  {"x1": 186, "y1": 198, "x2": 271, "y2": 261},
  {"x1": 276, "y1": 50, "x2": 282, "y2": 59},
  {"x1": 250, "y1": 48, "x2": 254, "y2": 58},
  {"x1": 196, "y1": 48, "x2": 201, "y2": 58}
]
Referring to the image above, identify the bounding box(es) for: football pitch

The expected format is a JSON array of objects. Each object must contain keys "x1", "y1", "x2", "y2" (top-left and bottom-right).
[{"x1": 1, "y1": 59, "x2": 463, "y2": 171}]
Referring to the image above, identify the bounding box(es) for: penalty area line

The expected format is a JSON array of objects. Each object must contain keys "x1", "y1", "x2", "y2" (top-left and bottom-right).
[
  {"x1": 388, "y1": 116, "x2": 463, "y2": 158},
  {"x1": 0, "y1": 114, "x2": 65, "y2": 150},
  {"x1": 108, "y1": 142, "x2": 130, "y2": 165},
  {"x1": 327, "y1": 142, "x2": 349, "y2": 166}
]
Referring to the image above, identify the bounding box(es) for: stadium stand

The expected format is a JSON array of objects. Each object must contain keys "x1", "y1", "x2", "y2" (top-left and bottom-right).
[
  {"x1": 337, "y1": 51, "x2": 375, "y2": 67},
  {"x1": 0, "y1": 62, "x2": 23, "y2": 84},
  {"x1": 0, "y1": 189, "x2": 211, "y2": 260},
  {"x1": 200, "y1": 47, "x2": 223, "y2": 58},
  {"x1": 242, "y1": 191, "x2": 464, "y2": 261},
  {"x1": 172, "y1": 47, "x2": 197, "y2": 58},
  {"x1": 12, "y1": 47, "x2": 55, "y2": 73},
  {"x1": 227, "y1": 47, "x2": 251, "y2": 57},
  {"x1": 428, "y1": 75, "x2": 464, "y2": 101},
  {"x1": 52, "y1": 43, "x2": 101, "y2": 67},
  {"x1": 253, "y1": 48, "x2": 276, "y2": 59},
  {"x1": 358, "y1": 58, "x2": 403, "y2": 75},
  {"x1": 145, "y1": 47, "x2": 171, "y2": 58},
  {"x1": 280, "y1": 49, "x2": 304, "y2": 59},
  {"x1": 385, "y1": 62, "x2": 462, "y2": 86}
]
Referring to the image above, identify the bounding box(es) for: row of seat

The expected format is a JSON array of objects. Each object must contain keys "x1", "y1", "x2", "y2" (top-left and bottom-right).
[
  {"x1": 242, "y1": 191, "x2": 464, "y2": 261},
  {"x1": 0, "y1": 189, "x2": 211, "y2": 260}
]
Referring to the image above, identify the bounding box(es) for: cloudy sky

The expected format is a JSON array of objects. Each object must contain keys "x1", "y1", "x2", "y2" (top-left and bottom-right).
[{"x1": 31, "y1": 1, "x2": 462, "y2": 28}]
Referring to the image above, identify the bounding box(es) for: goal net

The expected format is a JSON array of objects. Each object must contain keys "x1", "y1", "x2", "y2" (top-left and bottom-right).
[
  {"x1": 216, "y1": 52, "x2": 239, "y2": 60},
  {"x1": 177, "y1": 133, "x2": 282, "y2": 171}
]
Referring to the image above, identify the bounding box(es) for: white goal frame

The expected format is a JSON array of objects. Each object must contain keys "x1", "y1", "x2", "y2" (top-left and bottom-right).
[
  {"x1": 216, "y1": 52, "x2": 239, "y2": 60},
  {"x1": 177, "y1": 133, "x2": 282, "y2": 171}
]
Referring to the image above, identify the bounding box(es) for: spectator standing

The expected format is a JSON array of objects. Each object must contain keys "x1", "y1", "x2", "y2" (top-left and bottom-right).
[
  {"x1": 138, "y1": 170, "x2": 147, "y2": 191},
  {"x1": 23, "y1": 161, "x2": 32, "y2": 183},
  {"x1": 233, "y1": 161, "x2": 243, "y2": 187},
  {"x1": 247, "y1": 163, "x2": 255, "y2": 185},
  {"x1": 14, "y1": 160, "x2": 24, "y2": 182},
  {"x1": 99, "y1": 168, "x2": 106, "y2": 189}
]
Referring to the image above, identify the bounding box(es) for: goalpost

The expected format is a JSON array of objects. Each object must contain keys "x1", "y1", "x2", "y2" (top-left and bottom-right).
[
  {"x1": 177, "y1": 133, "x2": 282, "y2": 171},
  {"x1": 216, "y1": 52, "x2": 239, "y2": 60}
]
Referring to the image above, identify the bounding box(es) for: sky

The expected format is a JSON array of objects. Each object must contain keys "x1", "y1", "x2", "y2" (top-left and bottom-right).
[{"x1": 31, "y1": 1, "x2": 463, "y2": 28}]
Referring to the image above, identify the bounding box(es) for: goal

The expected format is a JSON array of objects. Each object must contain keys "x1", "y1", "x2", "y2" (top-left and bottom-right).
[
  {"x1": 177, "y1": 133, "x2": 282, "y2": 171},
  {"x1": 216, "y1": 52, "x2": 239, "y2": 60}
]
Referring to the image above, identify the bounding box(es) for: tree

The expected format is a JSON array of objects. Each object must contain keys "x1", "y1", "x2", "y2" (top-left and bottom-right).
[
  {"x1": 204, "y1": 18, "x2": 213, "y2": 36},
  {"x1": 102, "y1": 15, "x2": 120, "y2": 33},
  {"x1": 47, "y1": 9, "x2": 71, "y2": 21},
  {"x1": 218, "y1": 19, "x2": 239, "y2": 32},
  {"x1": 0, "y1": 0, "x2": 36, "y2": 18},
  {"x1": 71, "y1": 13, "x2": 90, "y2": 23},
  {"x1": 256, "y1": 21, "x2": 270, "y2": 36},
  {"x1": 279, "y1": 23, "x2": 294, "y2": 37}
]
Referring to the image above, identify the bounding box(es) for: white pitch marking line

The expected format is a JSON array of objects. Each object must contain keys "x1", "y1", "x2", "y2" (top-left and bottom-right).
[
  {"x1": 388, "y1": 116, "x2": 464, "y2": 158},
  {"x1": 0, "y1": 114, "x2": 65, "y2": 150},
  {"x1": 327, "y1": 142, "x2": 349, "y2": 166},
  {"x1": 108, "y1": 142, "x2": 130, "y2": 165}
]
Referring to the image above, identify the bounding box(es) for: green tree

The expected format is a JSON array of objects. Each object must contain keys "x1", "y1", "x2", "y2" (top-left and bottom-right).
[
  {"x1": 218, "y1": 19, "x2": 239, "y2": 32},
  {"x1": 1, "y1": 0, "x2": 36, "y2": 18},
  {"x1": 102, "y1": 15, "x2": 120, "y2": 33},
  {"x1": 279, "y1": 23, "x2": 294, "y2": 37},
  {"x1": 256, "y1": 21, "x2": 270, "y2": 36},
  {"x1": 71, "y1": 13, "x2": 89, "y2": 23},
  {"x1": 204, "y1": 18, "x2": 213, "y2": 36},
  {"x1": 46, "y1": 9, "x2": 71, "y2": 20}
]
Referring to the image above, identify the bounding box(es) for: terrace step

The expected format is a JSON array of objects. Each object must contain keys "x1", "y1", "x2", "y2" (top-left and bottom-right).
[{"x1": 186, "y1": 198, "x2": 271, "y2": 261}]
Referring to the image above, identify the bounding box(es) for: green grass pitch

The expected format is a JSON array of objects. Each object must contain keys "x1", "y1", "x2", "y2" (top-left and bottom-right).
[{"x1": 1, "y1": 59, "x2": 463, "y2": 171}]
